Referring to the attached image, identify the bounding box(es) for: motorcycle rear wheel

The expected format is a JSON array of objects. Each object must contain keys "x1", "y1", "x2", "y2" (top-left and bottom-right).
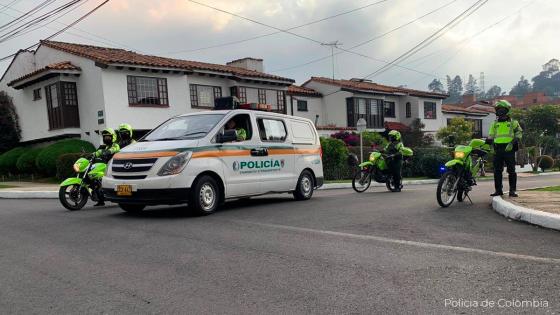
[
  {"x1": 437, "y1": 171, "x2": 458, "y2": 207},
  {"x1": 59, "y1": 184, "x2": 88, "y2": 211},
  {"x1": 352, "y1": 170, "x2": 372, "y2": 193}
]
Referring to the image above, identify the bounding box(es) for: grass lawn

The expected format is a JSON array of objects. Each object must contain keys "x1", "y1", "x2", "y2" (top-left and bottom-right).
[
  {"x1": 0, "y1": 184, "x2": 18, "y2": 189},
  {"x1": 530, "y1": 186, "x2": 560, "y2": 192}
]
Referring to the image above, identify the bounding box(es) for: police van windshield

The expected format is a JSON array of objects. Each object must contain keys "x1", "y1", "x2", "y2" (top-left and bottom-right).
[{"x1": 142, "y1": 114, "x2": 225, "y2": 141}]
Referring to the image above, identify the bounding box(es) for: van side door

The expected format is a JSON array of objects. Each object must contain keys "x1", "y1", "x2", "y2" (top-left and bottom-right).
[{"x1": 255, "y1": 116, "x2": 295, "y2": 193}]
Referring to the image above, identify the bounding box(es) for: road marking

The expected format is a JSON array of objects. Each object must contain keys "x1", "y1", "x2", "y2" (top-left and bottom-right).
[{"x1": 237, "y1": 220, "x2": 560, "y2": 264}]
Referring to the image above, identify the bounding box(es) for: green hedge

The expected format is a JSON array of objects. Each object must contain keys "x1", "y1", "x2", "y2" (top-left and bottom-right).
[
  {"x1": 15, "y1": 148, "x2": 43, "y2": 174},
  {"x1": 320, "y1": 137, "x2": 351, "y2": 180},
  {"x1": 0, "y1": 147, "x2": 28, "y2": 175},
  {"x1": 36, "y1": 139, "x2": 95, "y2": 177},
  {"x1": 56, "y1": 153, "x2": 86, "y2": 180},
  {"x1": 402, "y1": 147, "x2": 452, "y2": 178}
]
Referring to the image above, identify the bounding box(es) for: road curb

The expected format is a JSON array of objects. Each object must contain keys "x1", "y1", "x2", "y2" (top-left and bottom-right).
[
  {"x1": 0, "y1": 191, "x2": 58, "y2": 199},
  {"x1": 319, "y1": 179, "x2": 439, "y2": 190},
  {"x1": 492, "y1": 196, "x2": 560, "y2": 231}
]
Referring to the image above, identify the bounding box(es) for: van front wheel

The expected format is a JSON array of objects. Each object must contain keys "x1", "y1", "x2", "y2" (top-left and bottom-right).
[
  {"x1": 293, "y1": 170, "x2": 314, "y2": 201},
  {"x1": 190, "y1": 175, "x2": 220, "y2": 215}
]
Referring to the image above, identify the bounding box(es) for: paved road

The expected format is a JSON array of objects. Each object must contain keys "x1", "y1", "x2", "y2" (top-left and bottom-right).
[{"x1": 1, "y1": 175, "x2": 560, "y2": 314}]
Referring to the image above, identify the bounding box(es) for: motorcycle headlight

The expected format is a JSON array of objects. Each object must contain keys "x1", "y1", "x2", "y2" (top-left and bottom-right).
[
  {"x1": 454, "y1": 151, "x2": 465, "y2": 159},
  {"x1": 369, "y1": 155, "x2": 376, "y2": 162},
  {"x1": 157, "y1": 151, "x2": 192, "y2": 176},
  {"x1": 73, "y1": 163, "x2": 81, "y2": 173}
]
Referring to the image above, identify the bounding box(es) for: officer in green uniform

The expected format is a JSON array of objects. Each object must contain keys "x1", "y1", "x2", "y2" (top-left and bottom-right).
[
  {"x1": 225, "y1": 119, "x2": 247, "y2": 141},
  {"x1": 486, "y1": 100, "x2": 522, "y2": 197},
  {"x1": 117, "y1": 123, "x2": 136, "y2": 149},
  {"x1": 384, "y1": 130, "x2": 405, "y2": 192},
  {"x1": 93, "y1": 128, "x2": 120, "y2": 206}
]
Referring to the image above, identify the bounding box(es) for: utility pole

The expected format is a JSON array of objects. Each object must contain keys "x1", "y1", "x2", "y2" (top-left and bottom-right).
[{"x1": 321, "y1": 41, "x2": 343, "y2": 81}]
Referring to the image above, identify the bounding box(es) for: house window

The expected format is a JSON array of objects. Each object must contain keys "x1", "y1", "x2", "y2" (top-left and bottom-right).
[
  {"x1": 406, "y1": 102, "x2": 411, "y2": 118},
  {"x1": 189, "y1": 84, "x2": 222, "y2": 108},
  {"x1": 257, "y1": 118, "x2": 287, "y2": 142},
  {"x1": 465, "y1": 118, "x2": 483, "y2": 138},
  {"x1": 384, "y1": 101, "x2": 396, "y2": 118},
  {"x1": 424, "y1": 101, "x2": 437, "y2": 119},
  {"x1": 258, "y1": 89, "x2": 266, "y2": 103},
  {"x1": 33, "y1": 88, "x2": 41, "y2": 101},
  {"x1": 239, "y1": 87, "x2": 247, "y2": 103},
  {"x1": 276, "y1": 90, "x2": 285, "y2": 113},
  {"x1": 297, "y1": 100, "x2": 308, "y2": 111},
  {"x1": 127, "y1": 76, "x2": 168, "y2": 106},
  {"x1": 44, "y1": 82, "x2": 79, "y2": 130},
  {"x1": 346, "y1": 97, "x2": 384, "y2": 128}
]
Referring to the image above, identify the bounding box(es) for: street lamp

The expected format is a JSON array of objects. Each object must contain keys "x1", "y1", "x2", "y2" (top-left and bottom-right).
[{"x1": 356, "y1": 118, "x2": 367, "y2": 163}]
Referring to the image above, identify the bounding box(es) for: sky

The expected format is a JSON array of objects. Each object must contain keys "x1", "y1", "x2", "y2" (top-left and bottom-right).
[{"x1": 0, "y1": 0, "x2": 557, "y2": 92}]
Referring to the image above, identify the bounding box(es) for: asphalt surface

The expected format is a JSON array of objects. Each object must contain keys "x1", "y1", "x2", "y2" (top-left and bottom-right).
[{"x1": 1, "y1": 175, "x2": 560, "y2": 314}]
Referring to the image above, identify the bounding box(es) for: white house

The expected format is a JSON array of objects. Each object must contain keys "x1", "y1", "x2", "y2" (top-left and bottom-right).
[
  {"x1": 0, "y1": 40, "x2": 294, "y2": 144},
  {"x1": 441, "y1": 95, "x2": 497, "y2": 138},
  {"x1": 300, "y1": 77, "x2": 448, "y2": 136}
]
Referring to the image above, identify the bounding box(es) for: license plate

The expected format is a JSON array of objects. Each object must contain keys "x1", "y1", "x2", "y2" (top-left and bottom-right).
[{"x1": 116, "y1": 184, "x2": 132, "y2": 196}]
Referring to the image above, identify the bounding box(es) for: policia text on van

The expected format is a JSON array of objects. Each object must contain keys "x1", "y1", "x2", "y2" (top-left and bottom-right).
[{"x1": 102, "y1": 109, "x2": 324, "y2": 215}]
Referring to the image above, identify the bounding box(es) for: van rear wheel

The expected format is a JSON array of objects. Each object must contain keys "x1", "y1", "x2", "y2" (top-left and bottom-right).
[
  {"x1": 190, "y1": 175, "x2": 220, "y2": 215},
  {"x1": 293, "y1": 170, "x2": 314, "y2": 201}
]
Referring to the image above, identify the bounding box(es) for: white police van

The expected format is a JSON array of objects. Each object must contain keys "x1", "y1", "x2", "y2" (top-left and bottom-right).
[{"x1": 102, "y1": 109, "x2": 324, "y2": 215}]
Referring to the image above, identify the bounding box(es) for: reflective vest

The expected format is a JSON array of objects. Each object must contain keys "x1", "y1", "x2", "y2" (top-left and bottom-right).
[{"x1": 489, "y1": 120, "x2": 522, "y2": 144}]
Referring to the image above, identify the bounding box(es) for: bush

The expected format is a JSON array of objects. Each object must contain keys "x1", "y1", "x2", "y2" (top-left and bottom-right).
[
  {"x1": 403, "y1": 147, "x2": 452, "y2": 178},
  {"x1": 419, "y1": 153, "x2": 450, "y2": 178},
  {"x1": 36, "y1": 139, "x2": 95, "y2": 176},
  {"x1": 320, "y1": 137, "x2": 351, "y2": 180},
  {"x1": 56, "y1": 153, "x2": 86, "y2": 180},
  {"x1": 0, "y1": 147, "x2": 28, "y2": 175},
  {"x1": 554, "y1": 158, "x2": 560, "y2": 171},
  {"x1": 536, "y1": 155, "x2": 554, "y2": 171},
  {"x1": 362, "y1": 131, "x2": 387, "y2": 148},
  {"x1": 16, "y1": 148, "x2": 43, "y2": 174}
]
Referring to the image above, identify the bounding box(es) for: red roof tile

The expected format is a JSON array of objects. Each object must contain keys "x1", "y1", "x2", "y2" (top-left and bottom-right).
[
  {"x1": 442, "y1": 104, "x2": 488, "y2": 115},
  {"x1": 40, "y1": 40, "x2": 294, "y2": 83},
  {"x1": 287, "y1": 85, "x2": 322, "y2": 97},
  {"x1": 384, "y1": 121, "x2": 410, "y2": 131},
  {"x1": 306, "y1": 77, "x2": 448, "y2": 99},
  {"x1": 7, "y1": 61, "x2": 80, "y2": 86}
]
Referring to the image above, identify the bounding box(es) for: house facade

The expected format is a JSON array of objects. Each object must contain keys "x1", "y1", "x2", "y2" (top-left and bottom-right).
[
  {"x1": 300, "y1": 77, "x2": 448, "y2": 135},
  {"x1": 0, "y1": 40, "x2": 294, "y2": 145}
]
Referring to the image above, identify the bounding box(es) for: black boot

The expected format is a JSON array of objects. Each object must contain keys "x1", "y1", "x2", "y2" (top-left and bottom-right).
[
  {"x1": 490, "y1": 191, "x2": 503, "y2": 197},
  {"x1": 509, "y1": 191, "x2": 518, "y2": 197}
]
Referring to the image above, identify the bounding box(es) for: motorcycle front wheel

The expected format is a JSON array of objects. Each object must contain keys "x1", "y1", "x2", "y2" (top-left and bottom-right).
[
  {"x1": 352, "y1": 169, "x2": 372, "y2": 193},
  {"x1": 437, "y1": 171, "x2": 459, "y2": 207},
  {"x1": 59, "y1": 184, "x2": 88, "y2": 211}
]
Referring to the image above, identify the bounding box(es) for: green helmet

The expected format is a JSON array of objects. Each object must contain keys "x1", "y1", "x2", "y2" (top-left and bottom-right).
[
  {"x1": 118, "y1": 123, "x2": 133, "y2": 138},
  {"x1": 101, "y1": 128, "x2": 117, "y2": 143},
  {"x1": 388, "y1": 130, "x2": 401, "y2": 141},
  {"x1": 495, "y1": 100, "x2": 512, "y2": 109}
]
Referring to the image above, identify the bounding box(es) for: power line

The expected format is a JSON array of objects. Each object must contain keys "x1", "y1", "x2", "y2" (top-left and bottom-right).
[
  {"x1": 167, "y1": 0, "x2": 390, "y2": 54},
  {"x1": 0, "y1": 0, "x2": 110, "y2": 62},
  {"x1": 0, "y1": 0, "x2": 24, "y2": 14},
  {"x1": 363, "y1": 0, "x2": 490, "y2": 79},
  {"x1": 0, "y1": 0, "x2": 56, "y2": 32},
  {"x1": 271, "y1": 0, "x2": 459, "y2": 72},
  {"x1": 0, "y1": 0, "x2": 142, "y2": 52}
]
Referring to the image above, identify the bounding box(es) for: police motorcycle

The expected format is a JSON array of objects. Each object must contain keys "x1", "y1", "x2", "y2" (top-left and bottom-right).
[
  {"x1": 436, "y1": 139, "x2": 491, "y2": 207},
  {"x1": 350, "y1": 147, "x2": 413, "y2": 193}
]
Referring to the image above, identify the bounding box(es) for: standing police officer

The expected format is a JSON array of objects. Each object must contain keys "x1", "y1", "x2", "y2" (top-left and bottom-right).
[{"x1": 487, "y1": 100, "x2": 523, "y2": 197}]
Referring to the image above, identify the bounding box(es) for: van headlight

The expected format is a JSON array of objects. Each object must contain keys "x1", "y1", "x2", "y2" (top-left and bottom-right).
[{"x1": 157, "y1": 151, "x2": 192, "y2": 176}]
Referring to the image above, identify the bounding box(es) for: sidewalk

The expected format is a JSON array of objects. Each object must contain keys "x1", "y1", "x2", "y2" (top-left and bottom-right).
[{"x1": 492, "y1": 188, "x2": 560, "y2": 231}]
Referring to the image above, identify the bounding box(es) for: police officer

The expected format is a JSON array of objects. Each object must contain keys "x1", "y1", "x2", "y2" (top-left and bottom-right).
[
  {"x1": 93, "y1": 128, "x2": 120, "y2": 206},
  {"x1": 384, "y1": 130, "x2": 405, "y2": 192},
  {"x1": 487, "y1": 100, "x2": 522, "y2": 197},
  {"x1": 117, "y1": 123, "x2": 136, "y2": 149},
  {"x1": 225, "y1": 119, "x2": 247, "y2": 141}
]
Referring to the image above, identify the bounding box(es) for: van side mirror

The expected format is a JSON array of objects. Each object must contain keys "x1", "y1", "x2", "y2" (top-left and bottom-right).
[{"x1": 217, "y1": 129, "x2": 237, "y2": 143}]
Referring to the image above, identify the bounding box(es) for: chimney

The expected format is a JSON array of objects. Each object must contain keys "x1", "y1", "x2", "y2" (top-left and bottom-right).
[
  {"x1": 462, "y1": 94, "x2": 476, "y2": 107},
  {"x1": 350, "y1": 78, "x2": 372, "y2": 83},
  {"x1": 226, "y1": 57, "x2": 264, "y2": 72}
]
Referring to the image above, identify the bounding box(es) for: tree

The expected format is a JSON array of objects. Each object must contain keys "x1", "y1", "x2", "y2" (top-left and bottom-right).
[
  {"x1": 401, "y1": 118, "x2": 434, "y2": 148},
  {"x1": 513, "y1": 105, "x2": 560, "y2": 157},
  {"x1": 444, "y1": 75, "x2": 463, "y2": 103},
  {"x1": 464, "y1": 74, "x2": 479, "y2": 95},
  {"x1": 428, "y1": 78, "x2": 445, "y2": 93},
  {"x1": 0, "y1": 91, "x2": 21, "y2": 153},
  {"x1": 436, "y1": 118, "x2": 474, "y2": 147},
  {"x1": 509, "y1": 76, "x2": 532, "y2": 97},
  {"x1": 485, "y1": 85, "x2": 502, "y2": 100},
  {"x1": 532, "y1": 59, "x2": 560, "y2": 97}
]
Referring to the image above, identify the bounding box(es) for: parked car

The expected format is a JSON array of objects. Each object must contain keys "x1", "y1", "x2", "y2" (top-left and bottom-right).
[{"x1": 102, "y1": 109, "x2": 324, "y2": 215}]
